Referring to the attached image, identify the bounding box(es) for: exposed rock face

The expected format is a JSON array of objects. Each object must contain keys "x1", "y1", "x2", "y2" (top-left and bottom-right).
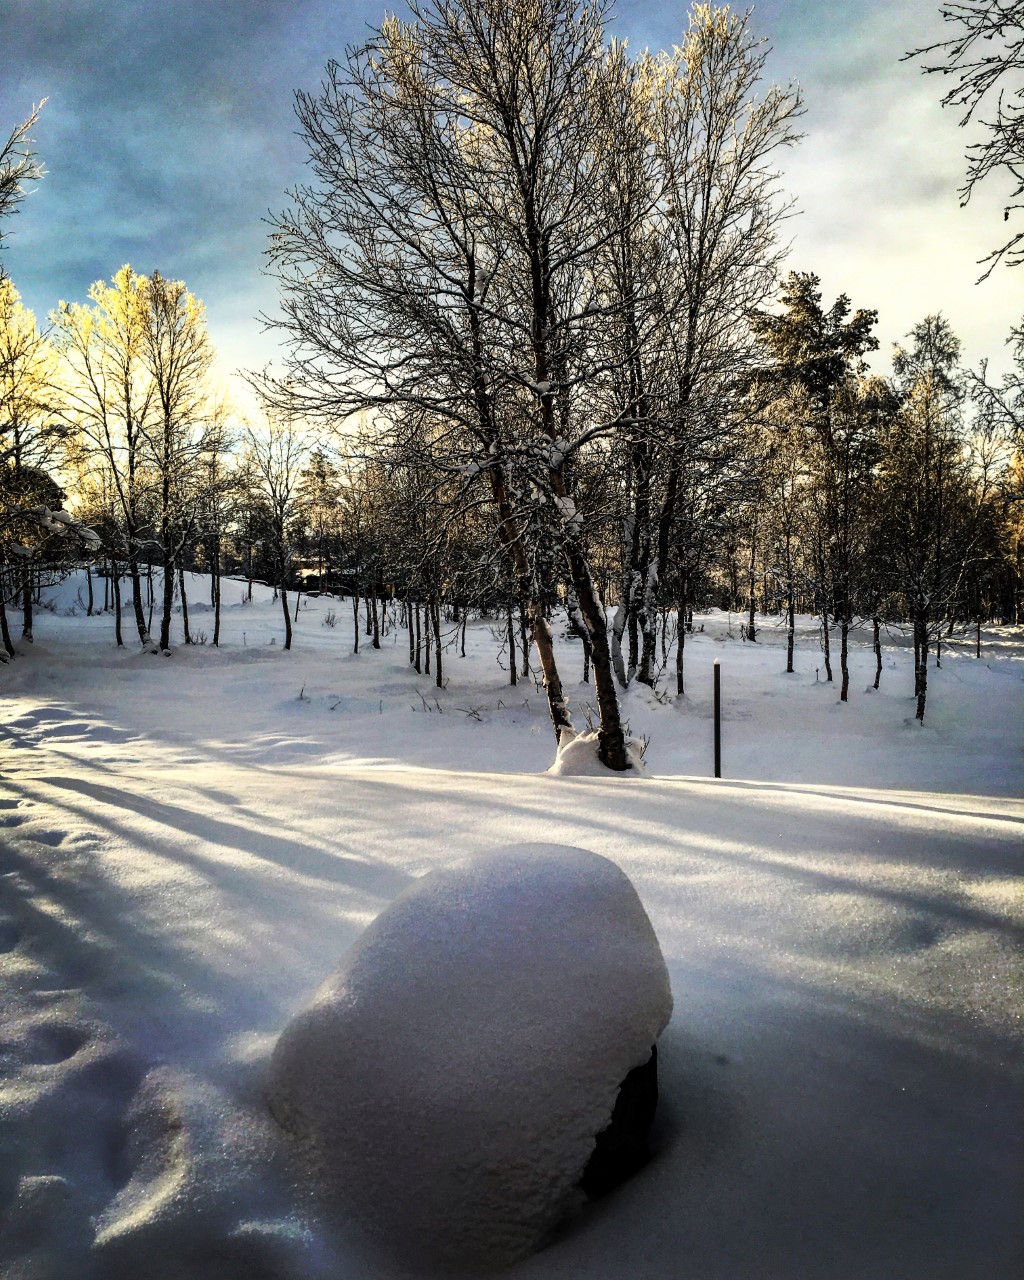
[
  {"x1": 580, "y1": 1044, "x2": 660, "y2": 1199},
  {"x1": 268, "y1": 843, "x2": 673, "y2": 1272}
]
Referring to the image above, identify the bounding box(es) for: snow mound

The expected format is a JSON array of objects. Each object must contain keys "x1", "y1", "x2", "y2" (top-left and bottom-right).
[
  {"x1": 547, "y1": 729, "x2": 646, "y2": 776},
  {"x1": 268, "y1": 843, "x2": 673, "y2": 1271}
]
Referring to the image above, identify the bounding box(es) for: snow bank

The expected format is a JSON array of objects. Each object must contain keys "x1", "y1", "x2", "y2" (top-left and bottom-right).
[
  {"x1": 268, "y1": 844, "x2": 673, "y2": 1271},
  {"x1": 547, "y1": 729, "x2": 646, "y2": 776}
]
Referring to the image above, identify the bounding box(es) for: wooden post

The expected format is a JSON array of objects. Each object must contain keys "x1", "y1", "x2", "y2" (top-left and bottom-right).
[{"x1": 713, "y1": 659, "x2": 722, "y2": 779}]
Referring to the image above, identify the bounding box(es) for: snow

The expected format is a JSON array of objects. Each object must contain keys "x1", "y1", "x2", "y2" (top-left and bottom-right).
[
  {"x1": 268, "y1": 844, "x2": 671, "y2": 1271},
  {"x1": 0, "y1": 572, "x2": 1021, "y2": 1279},
  {"x1": 548, "y1": 729, "x2": 646, "y2": 775}
]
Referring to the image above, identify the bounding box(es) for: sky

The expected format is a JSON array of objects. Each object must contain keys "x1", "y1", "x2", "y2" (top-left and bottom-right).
[{"x1": 1, "y1": 0, "x2": 1020, "y2": 404}]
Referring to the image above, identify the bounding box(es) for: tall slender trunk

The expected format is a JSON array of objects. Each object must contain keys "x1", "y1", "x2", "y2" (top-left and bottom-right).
[
  {"x1": 675, "y1": 574, "x2": 687, "y2": 697},
  {"x1": 179, "y1": 566, "x2": 192, "y2": 645},
  {"x1": 872, "y1": 615, "x2": 882, "y2": 689},
  {"x1": 86, "y1": 565, "x2": 94, "y2": 616},
  {"x1": 432, "y1": 598, "x2": 443, "y2": 690},
  {"x1": 746, "y1": 515, "x2": 758, "y2": 643},
  {"x1": 486, "y1": 465, "x2": 571, "y2": 740},
  {"x1": 364, "y1": 592, "x2": 373, "y2": 637},
  {"x1": 280, "y1": 560, "x2": 293, "y2": 651},
  {"x1": 821, "y1": 608, "x2": 833, "y2": 682},
  {"x1": 508, "y1": 602, "x2": 518, "y2": 686},
  {"x1": 839, "y1": 619, "x2": 850, "y2": 702},
  {"x1": 914, "y1": 608, "x2": 928, "y2": 722},
  {"x1": 159, "y1": 552, "x2": 176, "y2": 652},
  {"x1": 102, "y1": 563, "x2": 110, "y2": 612},
  {"x1": 413, "y1": 602, "x2": 420, "y2": 672},
  {"x1": 637, "y1": 562, "x2": 660, "y2": 686},
  {"x1": 213, "y1": 541, "x2": 222, "y2": 647},
  {"x1": 0, "y1": 590, "x2": 14, "y2": 657},
  {"x1": 408, "y1": 596, "x2": 416, "y2": 666},
  {"x1": 371, "y1": 589, "x2": 380, "y2": 649},
  {"x1": 352, "y1": 591, "x2": 361, "y2": 656},
  {"x1": 112, "y1": 564, "x2": 123, "y2": 647},
  {"x1": 563, "y1": 542, "x2": 630, "y2": 770},
  {"x1": 519, "y1": 602, "x2": 530, "y2": 678},
  {"x1": 21, "y1": 569, "x2": 33, "y2": 641}
]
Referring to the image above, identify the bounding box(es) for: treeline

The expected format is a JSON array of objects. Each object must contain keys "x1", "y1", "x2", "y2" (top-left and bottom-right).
[{"x1": 1, "y1": 0, "x2": 1022, "y2": 765}]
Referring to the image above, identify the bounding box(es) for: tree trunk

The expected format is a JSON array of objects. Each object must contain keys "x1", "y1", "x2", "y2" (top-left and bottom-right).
[
  {"x1": 159, "y1": 555, "x2": 176, "y2": 652},
  {"x1": 371, "y1": 589, "x2": 380, "y2": 649},
  {"x1": 746, "y1": 518, "x2": 757, "y2": 643},
  {"x1": 486, "y1": 464, "x2": 571, "y2": 741},
  {"x1": 519, "y1": 602, "x2": 530, "y2": 678},
  {"x1": 508, "y1": 602, "x2": 518, "y2": 686},
  {"x1": 0, "y1": 591, "x2": 14, "y2": 657},
  {"x1": 610, "y1": 591, "x2": 630, "y2": 688},
  {"x1": 976, "y1": 617, "x2": 981, "y2": 659},
  {"x1": 432, "y1": 597, "x2": 443, "y2": 690},
  {"x1": 86, "y1": 564, "x2": 94, "y2": 616},
  {"x1": 821, "y1": 610, "x2": 833, "y2": 682},
  {"x1": 786, "y1": 583, "x2": 795, "y2": 674},
  {"x1": 872, "y1": 615, "x2": 882, "y2": 689},
  {"x1": 637, "y1": 563, "x2": 660, "y2": 686},
  {"x1": 112, "y1": 564, "x2": 123, "y2": 647},
  {"x1": 413, "y1": 602, "x2": 420, "y2": 672},
  {"x1": 103, "y1": 564, "x2": 110, "y2": 612},
  {"x1": 676, "y1": 575, "x2": 687, "y2": 698},
  {"x1": 179, "y1": 566, "x2": 192, "y2": 645},
  {"x1": 21, "y1": 569, "x2": 33, "y2": 642},
  {"x1": 563, "y1": 544, "x2": 631, "y2": 770},
  {"x1": 212, "y1": 540, "x2": 222, "y2": 647},
  {"x1": 364, "y1": 592, "x2": 373, "y2": 636},
  {"x1": 280, "y1": 566, "x2": 293, "y2": 651},
  {"x1": 352, "y1": 590, "x2": 360, "y2": 656},
  {"x1": 147, "y1": 563, "x2": 155, "y2": 638},
  {"x1": 914, "y1": 609, "x2": 928, "y2": 722},
  {"x1": 627, "y1": 603, "x2": 639, "y2": 682},
  {"x1": 839, "y1": 618, "x2": 850, "y2": 702}
]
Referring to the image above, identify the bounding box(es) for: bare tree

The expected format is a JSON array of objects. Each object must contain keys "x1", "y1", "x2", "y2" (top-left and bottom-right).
[
  {"x1": 907, "y1": 1, "x2": 1024, "y2": 277},
  {"x1": 0, "y1": 104, "x2": 45, "y2": 268},
  {"x1": 53, "y1": 267, "x2": 158, "y2": 647},
  {"x1": 243, "y1": 414, "x2": 307, "y2": 650},
  {"x1": 140, "y1": 271, "x2": 216, "y2": 652},
  {"x1": 607, "y1": 7, "x2": 802, "y2": 688},
  {"x1": 259, "y1": 0, "x2": 650, "y2": 766}
]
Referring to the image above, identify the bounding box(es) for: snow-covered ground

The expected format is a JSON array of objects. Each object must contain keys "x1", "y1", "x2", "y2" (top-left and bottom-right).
[{"x1": 1, "y1": 572, "x2": 1021, "y2": 1278}]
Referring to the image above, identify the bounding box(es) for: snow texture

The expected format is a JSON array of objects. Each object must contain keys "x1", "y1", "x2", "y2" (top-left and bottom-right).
[
  {"x1": 0, "y1": 570, "x2": 1021, "y2": 1280},
  {"x1": 268, "y1": 844, "x2": 673, "y2": 1271}
]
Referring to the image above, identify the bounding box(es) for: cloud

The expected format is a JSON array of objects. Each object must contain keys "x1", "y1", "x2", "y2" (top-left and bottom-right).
[{"x1": 0, "y1": 0, "x2": 1018, "y2": 394}]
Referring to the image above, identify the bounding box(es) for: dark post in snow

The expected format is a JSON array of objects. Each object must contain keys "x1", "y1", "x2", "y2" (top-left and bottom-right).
[{"x1": 713, "y1": 659, "x2": 722, "y2": 779}]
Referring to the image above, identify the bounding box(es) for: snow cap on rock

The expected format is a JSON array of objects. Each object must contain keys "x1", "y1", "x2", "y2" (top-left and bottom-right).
[{"x1": 268, "y1": 843, "x2": 672, "y2": 1272}]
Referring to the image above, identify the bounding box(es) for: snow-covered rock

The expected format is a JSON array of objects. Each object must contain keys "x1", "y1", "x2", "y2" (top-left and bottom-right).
[{"x1": 267, "y1": 843, "x2": 672, "y2": 1271}]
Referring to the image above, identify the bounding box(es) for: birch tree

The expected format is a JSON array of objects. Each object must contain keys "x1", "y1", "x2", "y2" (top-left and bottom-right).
[
  {"x1": 260, "y1": 0, "x2": 645, "y2": 766},
  {"x1": 53, "y1": 267, "x2": 157, "y2": 646}
]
